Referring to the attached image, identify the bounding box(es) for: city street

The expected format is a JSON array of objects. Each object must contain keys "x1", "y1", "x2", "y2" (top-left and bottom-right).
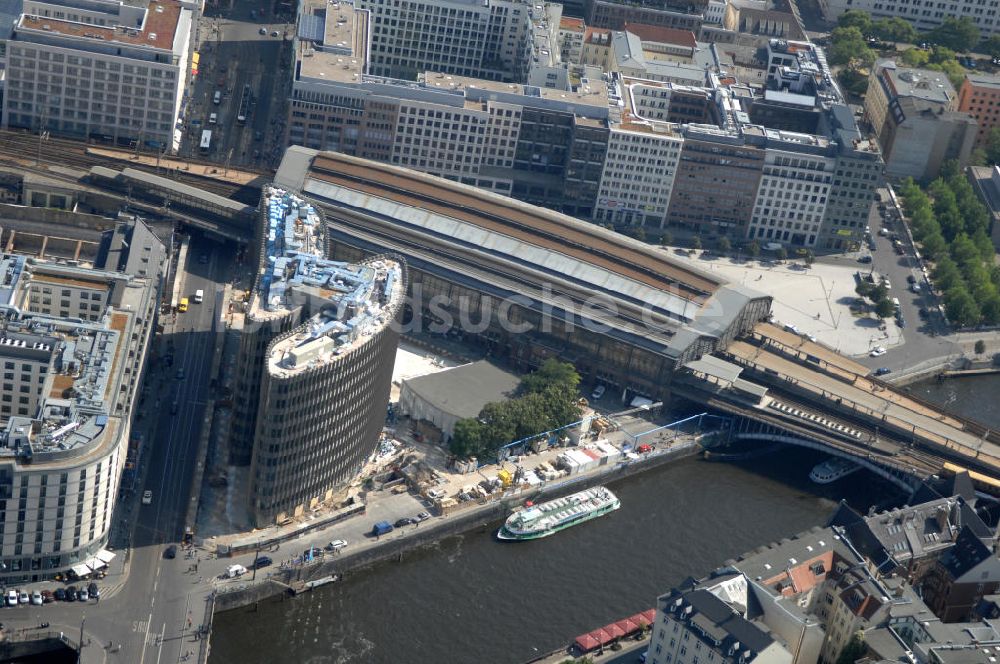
[
  {"x1": 853, "y1": 190, "x2": 960, "y2": 374},
  {"x1": 180, "y1": 8, "x2": 293, "y2": 170},
  {"x1": 3, "y1": 234, "x2": 238, "y2": 663}
]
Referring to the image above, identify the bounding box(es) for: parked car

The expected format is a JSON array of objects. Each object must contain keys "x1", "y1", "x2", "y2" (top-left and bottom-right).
[
  {"x1": 590, "y1": 385, "x2": 606, "y2": 401},
  {"x1": 87, "y1": 583, "x2": 99, "y2": 599},
  {"x1": 325, "y1": 539, "x2": 348, "y2": 551},
  {"x1": 394, "y1": 517, "x2": 416, "y2": 528},
  {"x1": 53, "y1": 589, "x2": 66, "y2": 602},
  {"x1": 873, "y1": 367, "x2": 892, "y2": 376},
  {"x1": 6, "y1": 590, "x2": 17, "y2": 606},
  {"x1": 164, "y1": 545, "x2": 177, "y2": 559},
  {"x1": 252, "y1": 556, "x2": 272, "y2": 569},
  {"x1": 415, "y1": 511, "x2": 431, "y2": 522},
  {"x1": 142, "y1": 490, "x2": 152, "y2": 505},
  {"x1": 372, "y1": 521, "x2": 394, "y2": 536},
  {"x1": 870, "y1": 346, "x2": 887, "y2": 357},
  {"x1": 64, "y1": 587, "x2": 77, "y2": 602},
  {"x1": 17, "y1": 591, "x2": 28, "y2": 604},
  {"x1": 30, "y1": 591, "x2": 42, "y2": 606},
  {"x1": 40, "y1": 590, "x2": 54, "y2": 603},
  {"x1": 857, "y1": 255, "x2": 873, "y2": 264},
  {"x1": 302, "y1": 547, "x2": 322, "y2": 559},
  {"x1": 77, "y1": 589, "x2": 88, "y2": 602}
]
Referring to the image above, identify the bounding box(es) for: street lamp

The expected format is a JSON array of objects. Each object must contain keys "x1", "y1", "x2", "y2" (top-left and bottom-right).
[{"x1": 251, "y1": 539, "x2": 262, "y2": 581}]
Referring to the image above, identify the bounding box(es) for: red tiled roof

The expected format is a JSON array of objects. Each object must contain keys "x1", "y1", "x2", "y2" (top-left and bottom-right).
[
  {"x1": 560, "y1": 16, "x2": 585, "y2": 30},
  {"x1": 584, "y1": 26, "x2": 612, "y2": 44},
  {"x1": 624, "y1": 22, "x2": 698, "y2": 49}
]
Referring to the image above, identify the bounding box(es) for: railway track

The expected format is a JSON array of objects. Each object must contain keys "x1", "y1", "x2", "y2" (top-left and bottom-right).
[
  {"x1": 310, "y1": 154, "x2": 719, "y2": 304},
  {"x1": 0, "y1": 130, "x2": 262, "y2": 199}
]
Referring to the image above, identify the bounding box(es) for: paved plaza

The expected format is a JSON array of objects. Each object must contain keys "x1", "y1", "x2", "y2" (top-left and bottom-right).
[{"x1": 671, "y1": 251, "x2": 901, "y2": 357}]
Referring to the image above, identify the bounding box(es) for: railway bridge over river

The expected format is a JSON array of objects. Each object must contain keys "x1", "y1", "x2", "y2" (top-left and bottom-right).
[{"x1": 673, "y1": 322, "x2": 1000, "y2": 492}]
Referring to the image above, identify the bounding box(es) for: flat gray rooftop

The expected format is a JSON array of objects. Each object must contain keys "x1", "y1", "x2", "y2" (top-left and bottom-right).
[{"x1": 401, "y1": 360, "x2": 520, "y2": 420}]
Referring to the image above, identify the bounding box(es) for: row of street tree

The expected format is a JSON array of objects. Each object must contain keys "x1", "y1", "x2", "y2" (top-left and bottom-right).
[{"x1": 899, "y1": 164, "x2": 1000, "y2": 327}]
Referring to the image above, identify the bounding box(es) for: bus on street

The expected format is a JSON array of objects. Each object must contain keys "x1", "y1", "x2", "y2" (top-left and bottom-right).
[{"x1": 200, "y1": 129, "x2": 212, "y2": 152}]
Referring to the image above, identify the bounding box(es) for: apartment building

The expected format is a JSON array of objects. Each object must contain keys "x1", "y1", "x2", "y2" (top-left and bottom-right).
[
  {"x1": 594, "y1": 121, "x2": 683, "y2": 227},
  {"x1": 609, "y1": 30, "x2": 712, "y2": 85},
  {"x1": 650, "y1": 585, "x2": 793, "y2": 664},
  {"x1": 866, "y1": 61, "x2": 977, "y2": 181},
  {"x1": 2, "y1": 0, "x2": 193, "y2": 150},
  {"x1": 289, "y1": 0, "x2": 611, "y2": 217},
  {"x1": 958, "y1": 73, "x2": 1000, "y2": 149},
  {"x1": 234, "y1": 187, "x2": 406, "y2": 527},
  {"x1": 0, "y1": 221, "x2": 163, "y2": 583},
  {"x1": 356, "y1": 0, "x2": 534, "y2": 81},
  {"x1": 646, "y1": 522, "x2": 955, "y2": 664},
  {"x1": 288, "y1": 4, "x2": 880, "y2": 250},
  {"x1": 585, "y1": 0, "x2": 707, "y2": 31},
  {"x1": 821, "y1": 0, "x2": 1000, "y2": 39},
  {"x1": 748, "y1": 148, "x2": 835, "y2": 246},
  {"x1": 666, "y1": 127, "x2": 766, "y2": 237},
  {"x1": 558, "y1": 16, "x2": 585, "y2": 64}
]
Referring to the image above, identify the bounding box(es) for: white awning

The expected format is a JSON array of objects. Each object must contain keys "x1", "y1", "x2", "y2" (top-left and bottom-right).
[
  {"x1": 86, "y1": 558, "x2": 106, "y2": 571},
  {"x1": 70, "y1": 564, "x2": 91, "y2": 578},
  {"x1": 95, "y1": 549, "x2": 116, "y2": 564}
]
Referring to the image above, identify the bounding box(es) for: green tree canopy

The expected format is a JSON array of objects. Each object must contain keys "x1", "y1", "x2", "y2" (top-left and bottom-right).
[
  {"x1": 450, "y1": 360, "x2": 584, "y2": 459},
  {"x1": 927, "y1": 17, "x2": 980, "y2": 52},
  {"x1": 875, "y1": 298, "x2": 896, "y2": 318},
  {"x1": 829, "y1": 27, "x2": 876, "y2": 66},
  {"x1": 921, "y1": 231, "x2": 948, "y2": 260},
  {"x1": 933, "y1": 256, "x2": 964, "y2": 292},
  {"x1": 981, "y1": 295, "x2": 1000, "y2": 325},
  {"x1": 519, "y1": 358, "x2": 580, "y2": 395},
  {"x1": 929, "y1": 45, "x2": 958, "y2": 65},
  {"x1": 450, "y1": 418, "x2": 484, "y2": 458},
  {"x1": 945, "y1": 286, "x2": 982, "y2": 327},
  {"x1": 900, "y1": 47, "x2": 930, "y2": 67},
  {"x1": 837, "y1": 9, "x2": 872, "y2": 33},
  {"x1": 836, "y1": 634, "x2": 867, "y2": 664},
  {"x1": 987, "y1": 35, "x2": 1000, "y2": 59},
  {"x1": 872, "y1": 17, "x2": 917, "y2": 43},
  {"x1": 838, "y1": 68, "x2": 870, "y2": 96},
  {"x1": 984, "y1": 128, "x2": 1000, "y2": 165}
]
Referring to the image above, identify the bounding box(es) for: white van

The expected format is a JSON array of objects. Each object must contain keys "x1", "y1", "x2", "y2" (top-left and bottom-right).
[
  {"x1": 213, "y1": 90, "x2": 222, "y2": 105},
  {"x1": 194, "y1": 289, "x2": 204, "y2": 304},
  {"x1": 891, "y1": 297, "x2": 901, "y2": 310},
  {"x1": 226, "y1": 564, "x2": 247, "y2": 579}
]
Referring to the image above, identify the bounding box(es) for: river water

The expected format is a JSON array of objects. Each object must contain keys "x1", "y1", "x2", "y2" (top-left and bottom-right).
[{"x1": 209, "y1": 376, "x2": 1000, "y2": 664}]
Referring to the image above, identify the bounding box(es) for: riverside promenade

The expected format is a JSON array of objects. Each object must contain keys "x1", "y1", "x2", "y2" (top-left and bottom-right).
[{"x1": 0, "y1": 422, "x2": 712, "y2": 664}]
